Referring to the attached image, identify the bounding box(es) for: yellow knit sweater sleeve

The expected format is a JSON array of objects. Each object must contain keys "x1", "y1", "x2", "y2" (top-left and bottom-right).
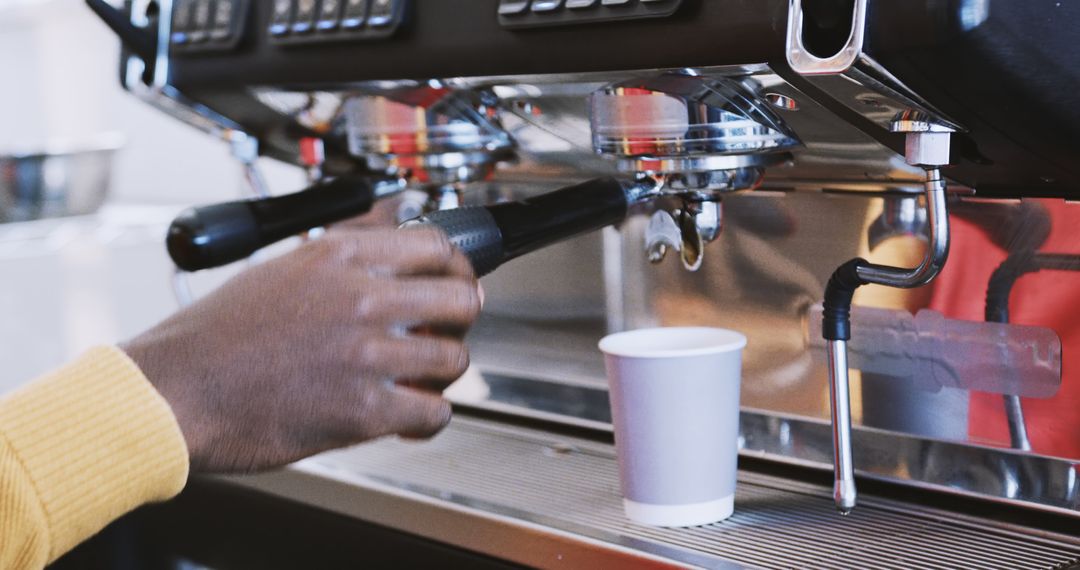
[{"x1": 0, "y1": 346, "x2": 189, "y2": 569}]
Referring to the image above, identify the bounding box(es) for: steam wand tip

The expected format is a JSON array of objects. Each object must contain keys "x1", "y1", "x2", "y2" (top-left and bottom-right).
[{"x1": 834, "y1": 476, "x2": 857, "y2": 514}]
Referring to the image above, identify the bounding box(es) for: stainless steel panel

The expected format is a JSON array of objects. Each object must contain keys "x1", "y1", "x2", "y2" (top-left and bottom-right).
[
  {"x1": 228, "y1": 418, "x2": 1080, "y2": 570},
  {"x1": 448, "y1": 373, "x2": 1080, "y2": 517}
]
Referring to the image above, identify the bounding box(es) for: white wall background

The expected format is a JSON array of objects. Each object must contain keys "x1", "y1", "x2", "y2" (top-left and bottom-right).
[
  {"x1": 0, "y1": 0, "x2": 304, "y2": 392},
  {"x1": 0, "y1": 0, "x2": 305, "y2": 204}
]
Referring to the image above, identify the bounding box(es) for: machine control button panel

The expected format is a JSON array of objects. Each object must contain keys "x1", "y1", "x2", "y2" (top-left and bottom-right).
[
  {"x1": 341, "y1": 0, "x2": 368, "y2": 28},
  {"x1": 316, "y1": 0, "x2": 343, "y2": 30},
  {"x1": 498, "y1": 0, "x2": 531, "y2": 15},
  {"x1": 269, "y1": 0, "x2": 406, "y2": 45},
  {"x1": 498, "y1": 0, "x2": 681, "y2": 28},
  {"x1": 171, "y1": 0, "x2": 250, "y2": 53},
  {"x1": 367, "y1": 0, "x2": 396, "y2": 26},
  {"x1": 292, "y1": 0, "x2": 319, "y2": 33},
  {"x1": 531, "y1": 0, "x2": 565, "y2": 13}
]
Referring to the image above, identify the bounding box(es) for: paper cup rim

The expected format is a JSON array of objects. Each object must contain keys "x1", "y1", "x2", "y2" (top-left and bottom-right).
[{"x1": 598, "y1": 327, "x2": 747, "y2": 359}]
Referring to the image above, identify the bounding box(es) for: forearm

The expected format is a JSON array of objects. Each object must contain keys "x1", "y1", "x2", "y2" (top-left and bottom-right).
[{"x1": 0, "y1": 347, "x2": 189, "y2": 569}]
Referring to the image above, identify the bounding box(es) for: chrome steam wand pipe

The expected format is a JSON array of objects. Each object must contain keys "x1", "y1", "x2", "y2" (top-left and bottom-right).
[
  {"x1": 855, "y1": 171, "x2": 950, "y2": 287},
  {"x1": 1003, "y1": 396, "x2": 1033, "y2": 452},
  {"x1": 826, "y1": 338, "x2": 856, "y2": 512},
  {"x1": 823, "y1": 167, "x2": 951, "y2": 513}
]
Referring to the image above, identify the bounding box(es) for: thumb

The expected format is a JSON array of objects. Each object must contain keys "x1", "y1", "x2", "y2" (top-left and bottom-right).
[{"x1": 382, "y1": 387, "x2": 453, "y2": 439}]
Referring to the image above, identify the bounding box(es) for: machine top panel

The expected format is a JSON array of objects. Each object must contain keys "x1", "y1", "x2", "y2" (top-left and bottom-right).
[{"x1": 150, "y1": 0, "x2": 1080, "y2": 199}]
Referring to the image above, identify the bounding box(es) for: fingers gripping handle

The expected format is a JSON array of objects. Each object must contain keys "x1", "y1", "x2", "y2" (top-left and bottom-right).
[
  {"x1": 167, "y1": 175, "x2": 379, "y2": 272},
  {"x1": 415, "y1": 208, "x2": 505, "y2": 277}
]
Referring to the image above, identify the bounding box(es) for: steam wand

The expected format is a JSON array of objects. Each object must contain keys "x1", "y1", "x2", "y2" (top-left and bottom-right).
[{"x1": 822, "y1": 113, "x2": 955, "y2": 513}]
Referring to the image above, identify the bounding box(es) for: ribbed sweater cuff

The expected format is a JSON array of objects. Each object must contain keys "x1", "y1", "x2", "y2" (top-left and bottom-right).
[{"x1": 0, "y1": 346, "x2": 190, "y2": 561}]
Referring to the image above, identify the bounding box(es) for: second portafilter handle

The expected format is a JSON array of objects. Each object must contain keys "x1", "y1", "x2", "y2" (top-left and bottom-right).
[{"x1": 411, "y1": 177, "x2": 655, "y2": 277}]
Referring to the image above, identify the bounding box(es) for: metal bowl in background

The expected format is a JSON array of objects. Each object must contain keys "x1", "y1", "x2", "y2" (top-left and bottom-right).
[{"x1": 0, "y1": 135, "x2": 122, "y2": 223}]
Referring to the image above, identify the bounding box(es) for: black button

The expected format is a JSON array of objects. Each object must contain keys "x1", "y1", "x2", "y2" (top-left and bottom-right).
[
  {"x1": 188, "y1": 0, "x2": 213, "y2": 42},
  {"x1": 317, "y1": 0, "x2": 343, "y2": 30},
  {"x1": 210, "y1": 0, "x2": 234, "y2": 40},
  {"x1": 368, "y1": 0, "x2": 395, "y2": 26},
  {"x1": 270, "y1": 0, "x2": 294, "y2": 35},
  {"x1": 292, "y1": 0, "x2": 318, "y2": 33},
  {"x1": 498, "y1": 0, "x2": 531, "y2": 15},
  {"x1": 173, "y1": 0, "x2": 194, "y2": 29},
  {"x1": 342, "y1": 0, "x2": 368, "y2": 29},
  {"x1": 171, "y1": 0, "x2": 194, "y2": 43},
  {"x1": 565, "y1": 0, "x2": 598, "y2": 7},
  {"x1": 532, "y1": 0, "x2": 563, "y2": 12}
]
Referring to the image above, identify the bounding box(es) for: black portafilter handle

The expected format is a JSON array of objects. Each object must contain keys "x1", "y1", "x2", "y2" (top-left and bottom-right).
[
  {"x1": 167, "y1": 175, "x2": 390, "y2": 272},
  {"x1": 413, "y1": 177, "x2": 636, "y2": 277}
]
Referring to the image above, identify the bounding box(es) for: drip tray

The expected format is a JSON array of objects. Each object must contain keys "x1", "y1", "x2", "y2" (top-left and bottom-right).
[{"x1": 228, "y1": 417, "x2": 1080, "y2": 569}]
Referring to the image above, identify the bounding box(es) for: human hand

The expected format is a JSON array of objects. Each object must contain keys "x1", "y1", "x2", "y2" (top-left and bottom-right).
[
  {"x1": 123, "y1": 227, "x2": 481, "y2": 473},
  {"x1": 332, "y1": 193, "x2": 408, "y2": 229}
]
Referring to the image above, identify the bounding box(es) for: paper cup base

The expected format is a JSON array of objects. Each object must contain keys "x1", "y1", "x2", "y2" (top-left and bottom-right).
[{"x1": 623, "y1": 495, "x2": 734, "y2": 527}]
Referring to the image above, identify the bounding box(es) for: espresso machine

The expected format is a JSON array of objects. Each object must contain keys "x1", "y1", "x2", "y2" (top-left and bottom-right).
[{"x1": 82, "y1": 0, "x2": 1080, "y2": 567}]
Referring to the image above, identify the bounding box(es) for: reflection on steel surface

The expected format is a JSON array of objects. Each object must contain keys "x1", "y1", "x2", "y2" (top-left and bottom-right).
[
  {"x1": 806, "y1": 305, "x2": 1063, "y2": 397},
  {"x1": 786, "y1": 0, "x2": 963, "y2": 134},
  {"x1": 232, "y1": 418, "x2": 1080, "y2": 569},
  {"x1": 986, "y1": 232, "x2": 1080, "y2": 451},
  {"x1": 450, "y1": 373, "x2": 1080, "y2": 517},
  {"x1": 465, "y1": 184, "x2": 1080, "y2": 515},
  {"x1": 739, "y1": 409, "x2": 1080, "y2": 514}
]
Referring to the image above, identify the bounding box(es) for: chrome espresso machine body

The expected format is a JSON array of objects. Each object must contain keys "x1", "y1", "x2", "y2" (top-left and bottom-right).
[{"x1": 87, "y1": 1, "x2": 1080, "y2": 568}]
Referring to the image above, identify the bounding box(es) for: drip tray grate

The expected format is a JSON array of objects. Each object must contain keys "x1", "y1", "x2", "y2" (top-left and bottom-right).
[{"x1": 301, "y1": 419, "x2": 1080, "y2": 570}]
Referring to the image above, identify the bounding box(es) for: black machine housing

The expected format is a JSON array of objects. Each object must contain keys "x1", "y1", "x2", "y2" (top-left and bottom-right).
[{"x1": 128, "y1": 0, "x2": 1079, "y2": 200}]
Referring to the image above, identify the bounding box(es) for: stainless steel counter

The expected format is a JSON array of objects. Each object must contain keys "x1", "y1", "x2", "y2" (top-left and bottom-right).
[{"x1": 225, "y1": 416, "x2": 1080, "y2": 570}]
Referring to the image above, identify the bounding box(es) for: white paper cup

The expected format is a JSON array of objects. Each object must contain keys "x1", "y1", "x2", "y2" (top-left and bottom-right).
[{"x1": 599, "y1": 327, "x2": 746, "y2": 527}]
